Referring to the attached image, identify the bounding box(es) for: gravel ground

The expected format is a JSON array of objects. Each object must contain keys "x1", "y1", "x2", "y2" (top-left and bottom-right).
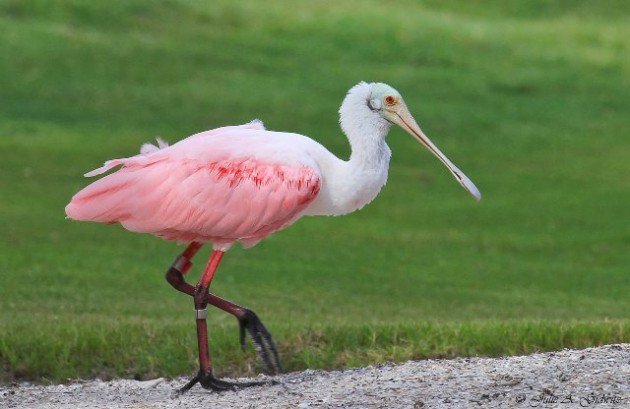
[{"x1": 1, "y1": 344, "x2": 628, "y2": 408}]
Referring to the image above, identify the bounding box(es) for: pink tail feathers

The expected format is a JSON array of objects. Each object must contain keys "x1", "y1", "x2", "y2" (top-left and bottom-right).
[{"x1": 65, "y1": 171, "x2": 134, "y2": 223}]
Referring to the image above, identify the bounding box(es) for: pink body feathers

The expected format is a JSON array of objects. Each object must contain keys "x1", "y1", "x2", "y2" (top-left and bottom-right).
[{"x1": 65, "y1": 122, "x2": 321, "y2": 250}]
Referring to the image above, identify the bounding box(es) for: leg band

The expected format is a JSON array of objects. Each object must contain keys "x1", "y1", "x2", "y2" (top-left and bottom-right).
[
  {"x1": 172, "y1": 255, "x2": 193, "y2": 275},
  {"x1": 195, "y1": 308, "x2": 208, "y2": 320}
]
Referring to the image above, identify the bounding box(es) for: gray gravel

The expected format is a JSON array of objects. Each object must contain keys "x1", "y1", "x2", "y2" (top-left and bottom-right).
[{"x1": 2, "y1": 344, "x2": 628, "y2": 408}]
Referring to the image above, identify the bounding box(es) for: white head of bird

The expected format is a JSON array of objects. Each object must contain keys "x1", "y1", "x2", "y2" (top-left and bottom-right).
[{"x1": 337, "y1": 81, "x2": 480, "y2": 197}]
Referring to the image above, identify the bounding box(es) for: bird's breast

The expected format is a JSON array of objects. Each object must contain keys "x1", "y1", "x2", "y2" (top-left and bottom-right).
[{"x1": 304, "y1": 152, "x2": 390, "y2": 217}]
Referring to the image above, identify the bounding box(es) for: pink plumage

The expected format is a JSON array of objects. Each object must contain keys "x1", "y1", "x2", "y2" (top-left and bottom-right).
[{"x1": 66, "y1": 122, "x2": 321, "y2": 249}]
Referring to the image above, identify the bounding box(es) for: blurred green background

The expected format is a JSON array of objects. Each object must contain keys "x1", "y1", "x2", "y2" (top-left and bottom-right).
[{"x1": 0, "y1": 0, "x2": 628, "y2": 383}]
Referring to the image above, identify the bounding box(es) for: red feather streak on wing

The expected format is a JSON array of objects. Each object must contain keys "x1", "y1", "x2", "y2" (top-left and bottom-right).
[{"x1": 66, "y1": 157, "x2": 321, "y2": 246}]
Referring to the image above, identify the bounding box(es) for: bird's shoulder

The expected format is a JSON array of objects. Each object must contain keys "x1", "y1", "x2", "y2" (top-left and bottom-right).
[
  {"x1": 83, "y1": 122, "x2": 328, "y2": 180},
  {"x1": 166, "y1": 125, "x2": 325, "y2": 172}
]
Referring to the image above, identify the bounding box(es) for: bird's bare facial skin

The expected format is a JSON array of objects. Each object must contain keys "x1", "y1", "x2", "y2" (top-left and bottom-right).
[{"x1": 369, "y1": 83, "x2": 402, "y2": 114}]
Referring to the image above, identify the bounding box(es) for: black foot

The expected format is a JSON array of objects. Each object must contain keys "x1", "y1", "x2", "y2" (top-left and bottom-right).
[
  {"x1": 176, "y1": 370, "x2": 270, "y2": 394},
  {"x1": 238, "y1": 309, "x2": 283, "y2": 374}
]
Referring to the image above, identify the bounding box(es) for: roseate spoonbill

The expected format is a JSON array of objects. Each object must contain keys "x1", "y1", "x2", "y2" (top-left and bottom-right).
[{"x1": 65, "y1": 82, "x2": 481, "y2": 393}]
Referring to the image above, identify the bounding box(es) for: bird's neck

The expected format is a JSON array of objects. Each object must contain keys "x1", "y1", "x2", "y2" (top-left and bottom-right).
[
  {"x1": 334, "y1": 108, "x2": 392, "y2": 215},
  {"x1": 302, "y1": 81, "x2": 393, "y2": 217},
  {"x1": 347, "y1": 130, "x2": 391, "y2": 171},
  {"x1": 313, "y1": 127, "x2": 390, "y2": 217}
]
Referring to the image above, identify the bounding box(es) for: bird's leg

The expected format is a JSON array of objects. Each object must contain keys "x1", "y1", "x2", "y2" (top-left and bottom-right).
[
  {"x1": 165, "y1": 242, "x2": 203, "y2": 296},
  {"x1": 165, "y1": 244, "x2": 282, "y2": 375},
  {"x1": 175, "y1": 250, "x2": 268, "y2": 394},
  {"x1": 205, "y1": 293, "x2": 283, "y2": 375}
]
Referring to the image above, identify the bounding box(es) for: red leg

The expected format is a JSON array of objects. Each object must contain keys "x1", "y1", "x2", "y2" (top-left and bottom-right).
[
  {"x1": 193, "y1": 250, "x2": 224, "y2": 375},
  {"x1": 166, "y1": 248, "x2": 282, "y2": 375},
  {"x1": 205, "y1": 293, "x2": 282, "y2": 374},
  {"x1": 165, "y1": 242, "x2": 203, "y2": 295},
  {"x1": 167, "y1": 246, "x2": 273, "y2": 393}
]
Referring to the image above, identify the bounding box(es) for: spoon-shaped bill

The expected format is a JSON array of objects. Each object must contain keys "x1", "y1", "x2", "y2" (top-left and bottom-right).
[{"x1": 390, "y1": 104, "x2": 481, "y2": 201}]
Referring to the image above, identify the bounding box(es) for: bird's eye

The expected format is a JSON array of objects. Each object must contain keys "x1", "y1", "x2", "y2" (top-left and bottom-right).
[{"x1": 385, "y1": 95, "x2": 396, "y2": 106}]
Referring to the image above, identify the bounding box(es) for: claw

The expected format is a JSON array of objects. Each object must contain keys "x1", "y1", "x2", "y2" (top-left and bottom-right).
[
  {"x1": 176, "y1": 372, "x2": 200, "y2": 395},
  {"x1": 237, "y1": 309, "x2": 283, "y2": 374},
  {"x1": 176, "y1": 370, "x2": 271, "y2": 394},
  {"x1": 239, "y1": 319, "x2": 247, "y2": 351}
]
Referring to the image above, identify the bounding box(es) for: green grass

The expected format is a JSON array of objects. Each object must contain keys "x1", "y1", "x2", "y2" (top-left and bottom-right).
[{"x1": 0, "y1": 0, "x2": 628, "y2": 383}]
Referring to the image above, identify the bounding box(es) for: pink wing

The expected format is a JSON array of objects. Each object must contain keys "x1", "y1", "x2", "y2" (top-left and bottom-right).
[{"x1": 66, "y1": 127, "x2": 321, "y2": 248}]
